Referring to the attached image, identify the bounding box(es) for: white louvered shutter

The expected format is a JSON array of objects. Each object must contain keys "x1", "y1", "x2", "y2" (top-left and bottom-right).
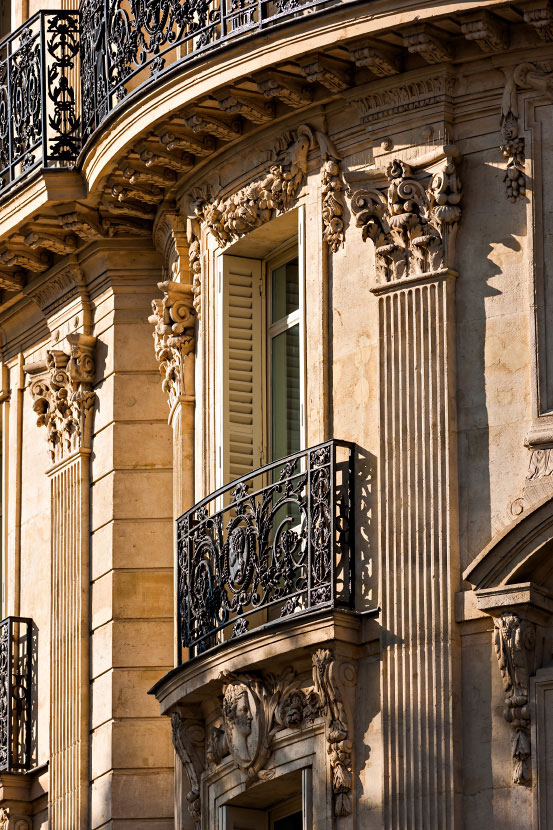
[{"x1": 219, "y1": 255, "x2": 264, "y2": 485}]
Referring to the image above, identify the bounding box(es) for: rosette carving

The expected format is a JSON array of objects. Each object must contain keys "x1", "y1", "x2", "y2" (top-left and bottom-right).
[
  {"x1": 27, "y1": 333, "x2": 96, "y2": 465},
  {"x1": 149, "y1": 280, "x2": 196, "y2": 410},
  {"x1": 351, "y1": 155, "x2": 461, "y2": 283}
]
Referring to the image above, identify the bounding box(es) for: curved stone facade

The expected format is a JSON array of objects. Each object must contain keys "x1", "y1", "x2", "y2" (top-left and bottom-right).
[{"x1": 0, "y1": 1, "x2": 551, "y2": 829}]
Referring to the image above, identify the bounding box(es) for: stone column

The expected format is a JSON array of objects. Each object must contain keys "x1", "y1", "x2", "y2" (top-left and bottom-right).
[
  {"x1": 352, "y1": 150, "x2": 462, "y2": 829},
  {"x1": 26, "y1": 332, "x2": 96, "y2": 830},
  {"x1": 151, "y1": 214, "x2": 197, "y2": 830}
]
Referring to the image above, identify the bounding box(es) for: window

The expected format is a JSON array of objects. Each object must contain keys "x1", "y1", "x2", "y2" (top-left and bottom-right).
[
  {"x1": 217, "y1": 211, "x2": 305, "y2": 487},
  {"x1": 220, "y1": 770, "x2": 310, "y2": 829}
]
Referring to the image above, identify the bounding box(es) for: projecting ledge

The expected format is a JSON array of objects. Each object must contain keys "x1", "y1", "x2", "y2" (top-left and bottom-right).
[{"x1": 149, "y1": 608, "x2": 379, "y2": 715}]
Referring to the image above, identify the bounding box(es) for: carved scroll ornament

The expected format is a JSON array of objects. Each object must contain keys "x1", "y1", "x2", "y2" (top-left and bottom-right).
[
  {"x1": 493, "y1": 612, "x2": 536, "y2": 786},
  {"x1": 351, "y1": 156, "x2": 461, "y2": 283},
  {"x1": 500, "y1": 63, "x2": 553, "y2": 202},
  {"x1": 27, "y1": 333, "x2": 96, "y2": 465},
  {"x1": 148, "y1": 280, "x2": 196, "y2": 410},
  {"x1": 313, "y1": 648, "x2": 354, "y2": 818},
  {"x1": 171, "y1": 712, "x2": 206, "y2": 827}
]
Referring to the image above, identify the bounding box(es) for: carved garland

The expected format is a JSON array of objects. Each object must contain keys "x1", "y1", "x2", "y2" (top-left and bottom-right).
[
  {"x1": 500, "y1": 62, "x2": 553, "y2": 202},
  {"x1": 26, "y1": 333, "x2": 96, "y2": 465},
  {"x1": 350, "y1": 155, "x2": 461, "y2": 283},
  {"x1": 192, "y1": 123, "x2": 345, "y2": 252},
  {"x1": 493, "y1": 612, "x2": 535, "y2": 786}
]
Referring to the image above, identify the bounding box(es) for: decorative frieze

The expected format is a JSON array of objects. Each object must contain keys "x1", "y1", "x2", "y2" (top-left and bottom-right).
[
  {"x1": 493, "y1": 613, "x2": 536, "y2": 786},
  {"x1": 351, "y1": 154, "x2": 461, "y2": 283},
  {"x1": 149, "y1": 280, "x2": 196, "y2": 410},
  {"x1": 352, "y1": 74, "x2": 455, "y2": 123},
  {"x1": 26, "y1": 333, "x2": 96, "y2": 465}
]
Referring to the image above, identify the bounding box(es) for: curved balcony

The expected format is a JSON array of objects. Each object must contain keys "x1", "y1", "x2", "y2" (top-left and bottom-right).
[
  {"x1": 0, "y1": 0, "x2": 358, "y2": 200},
  {"x1": 177, "y1": 440, "x2": 354, "y2": 662}
]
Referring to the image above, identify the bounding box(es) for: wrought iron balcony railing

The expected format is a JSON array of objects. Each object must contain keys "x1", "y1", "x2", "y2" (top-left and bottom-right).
[
  {"x1": 0, "y1": 0, "x2": 356, "y2": 197},
  {"x1": 177, "y1": 440, "x2": 354, "y2": 662},
  {"x1": 0, "y1": 11, "x2": 80, "y2": 194},
  {"x1": 0, "y1": 616, "x2": 32, "y2": 772}
]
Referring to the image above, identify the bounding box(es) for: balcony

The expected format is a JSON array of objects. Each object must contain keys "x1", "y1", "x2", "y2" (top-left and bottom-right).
[
  {"x1": 176, "y1": 440, "x2": 354, "y2": 662},
  {"x1": 0, "y1": 617, "x2": 32, "y2": 773},
  {"x1": 0, "y1": 0, "x2": 358, "y2": 199}
]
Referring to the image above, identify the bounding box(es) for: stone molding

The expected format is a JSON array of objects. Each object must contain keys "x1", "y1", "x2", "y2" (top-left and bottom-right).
[
  {"x1": 25, "y1": 263, "x2": 93, "y2": 331},
  {"x1": 350, "y1": 152, "x2": 461, "y2": 283},
  {"x1": 500, "y1": 62, "x2": 553, "y2": 202},
  {"x1": 149, "y1": 280, "x2": 196, "y2": 411},
  {"x1": 0, "y1": 808, "x2": 30, "y2": 830},
  {"x1": 25, "y1": 333, "x2": 96, "y2": 465},
  {"x1": 493, "y1": 612, "x2": 535, "y2": 786}
]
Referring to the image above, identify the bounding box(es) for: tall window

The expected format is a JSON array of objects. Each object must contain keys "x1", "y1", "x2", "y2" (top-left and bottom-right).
[
  {"x1": 268, "y1": 252, "x2": 300, "y2": 462},
  {"x1": 217, "y1": 217, "x2": 304, "y2": 486}
]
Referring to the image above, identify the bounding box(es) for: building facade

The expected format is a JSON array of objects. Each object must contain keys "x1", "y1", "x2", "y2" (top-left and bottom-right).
[{"x1": 0, "y1": 0, "x2": 551, "y2": 828}]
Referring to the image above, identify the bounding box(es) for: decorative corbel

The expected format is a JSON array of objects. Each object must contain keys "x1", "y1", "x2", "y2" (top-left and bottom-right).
[
  {"x1": 493, "y1": 613, "x2": 536, "y2": 786},
  {"x1": 171, "y1": 712, "x2": 206, "y2": 827},
  {"x1": 148, "y1": 280, "x2": 196, "y2": 411},
  {"x1": 25, "y1": 333, "x2": 97, "y2": 465},
  {"x1": 312, "y1": 649, "x2": 355, "y2": 818}
]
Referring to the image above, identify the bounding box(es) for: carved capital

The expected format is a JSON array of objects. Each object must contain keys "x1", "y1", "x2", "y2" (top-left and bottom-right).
[
  {"x1": 26, "y1": 333, "x2": 97, "y2": 465},
  {"x1": 149, "y1": 281, "x2": 196, "y2": 410},
  {"x1": 312, "y1": 649, "x2": 356, "y2": 818},
  {"x1": 493, "y1": 613, "x2": 536, "y2": 786},
  {"x1": 171, "y1": 712, "x2": 205, "y2": 827},
  {"x1": 351, "y1": 154, "x2": 462, "y2": 283}
]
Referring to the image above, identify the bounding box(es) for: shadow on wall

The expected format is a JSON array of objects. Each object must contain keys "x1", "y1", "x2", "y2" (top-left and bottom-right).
[{"x1": 354, "y1": 445, "x2": 378, "y2": 614}]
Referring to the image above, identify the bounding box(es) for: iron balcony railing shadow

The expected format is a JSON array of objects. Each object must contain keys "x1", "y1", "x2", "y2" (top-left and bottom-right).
[
  {"x1": 0, "y1": 616, "x2": 32, "y2": 772},
  {"x1": 0, "y1": 11, "x2": 80, "y2": 195},
  {"x1": 177, "y1": 439, "x2": 354, "y2": 663}
]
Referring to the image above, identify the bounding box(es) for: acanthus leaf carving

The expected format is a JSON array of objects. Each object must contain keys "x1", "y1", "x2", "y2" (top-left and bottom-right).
[
  {"x1": 26, "y1": 332, "x2": 97, "y2": 465},
  {"x1": 171, "y1": 712, "x2": 205, "y2": 827},
  {"x1": 493, "y1": 612, "x2": 536, "y2": 786},
  {"x1": 351, "y1": 155, "x2": 461, "y2": 283},
  {"x1": 312, "y1": 649, "x2": 354, "y2": 818},
  {"x1": 321, "y1": 157, "x2": 345, "y2": 253},
  {"x1": 149, "y1": 280, "x2": 196, "y2": 410}
]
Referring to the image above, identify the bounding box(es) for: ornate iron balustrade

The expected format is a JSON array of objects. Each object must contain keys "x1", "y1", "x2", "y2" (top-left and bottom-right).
[
  {"x1": 80, "y1": 0, "x2": 356, "y2": 140},
  {"x1": 177, "y1": 440, "x2": 354, "y2": 662},
  {"x1": 0, "y1": 11, "x2": 80, "y2": 195},
  {"x1": 0, "y1": 616, "x2": 32, "y2": 772}
]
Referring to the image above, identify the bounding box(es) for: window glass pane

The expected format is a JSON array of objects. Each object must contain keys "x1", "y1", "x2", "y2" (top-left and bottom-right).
[
  {"x1": 271, "y1": 324, "x2": 300, "y2": 460},
  {"x1": 273, "y1": 812, "x2": 303, "y2": 830},
  {"x1": 271, "y1": 257, "x2": 299, "y2": 323}
]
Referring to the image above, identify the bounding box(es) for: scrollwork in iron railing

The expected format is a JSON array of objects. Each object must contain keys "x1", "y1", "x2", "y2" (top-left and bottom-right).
[
  {"x1": 46, "y1": 13, "x2": 81, "y2": 163},
  {"x1": 0, "y1": 617, "x2": 32, "y2": 772},
  {"x1": 177, "y1": 440, "x2": 354, "y2": 661},
  {"x1": 0, "y1": 12, "x2": 79, "y2": 195}
]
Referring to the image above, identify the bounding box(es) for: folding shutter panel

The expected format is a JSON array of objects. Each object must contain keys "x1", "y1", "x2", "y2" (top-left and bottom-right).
[{"x1": 220, "y1": 255, "x2": 263, "y2": 485}]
